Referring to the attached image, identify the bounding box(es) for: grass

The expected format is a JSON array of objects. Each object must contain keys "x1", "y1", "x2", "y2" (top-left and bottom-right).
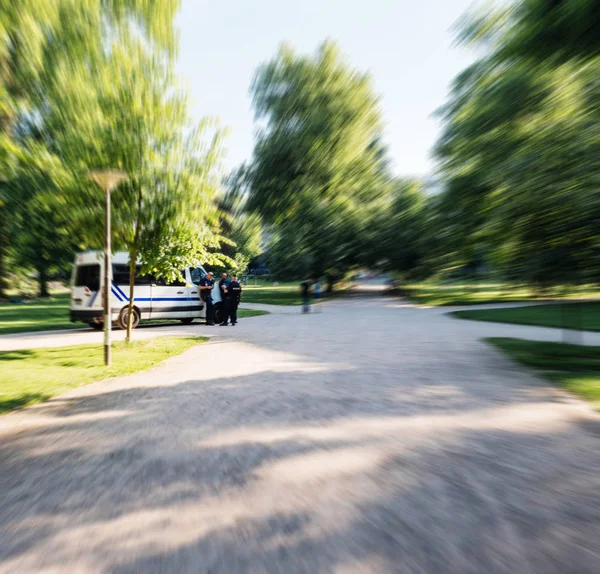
[
  {"x1": 0, "y1": 336, "x2": 205, "y2": 414},
  {"x1": 241, "y1": 278, "x2": 350, "y2": 305},
  {"x1": 0, "y1": 293, "x2": 81, "y2": 335},
  {"x1": 242, "y1": 281, "x2": 304, "y2": 305},
  {"x1": 452, "y1": 302, "x2": 600, "y2": 332},
  {"x1": 488, "y1": 337, "x2": 600, "y2": 409},
  {"x1": 236, "y1": 308, "x2": 270, "y2": 318},
  {"x1": 401, "y1": 281, "x2": 600, "y2": 307},
  {"x1": 0, "y1": 292, "x2": 269, "y2": 335}
]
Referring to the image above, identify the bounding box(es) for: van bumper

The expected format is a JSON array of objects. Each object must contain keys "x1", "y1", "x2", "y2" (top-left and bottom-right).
[{"x1": 70, "y1": 309, "x2": 103, "y2": 323}]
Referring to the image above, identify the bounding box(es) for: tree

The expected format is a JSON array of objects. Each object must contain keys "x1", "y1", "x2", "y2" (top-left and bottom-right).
[
  {"x1": 247, "y1": 41, "x2": 390, "y2": 285},
  {"x1": 0, "y1": 0, "x2": 181, "y2": 297},
  {"x1": 217, "y1": 166, "x2": 263, "y2": 275},
  {"x1": 435, "y1": 0, "x2": 600, "y2": 289},
  {"x1": 44, "y1": 24, "x2": 229, "y2": 340}
]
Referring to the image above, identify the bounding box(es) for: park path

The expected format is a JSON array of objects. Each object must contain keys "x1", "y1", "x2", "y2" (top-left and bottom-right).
[
  {"x1": 3, "y1": 297, "x2": 600, "y2": 351},
  {"x1": 1, "y1": 295, "x2": 599, "y2": 573}
]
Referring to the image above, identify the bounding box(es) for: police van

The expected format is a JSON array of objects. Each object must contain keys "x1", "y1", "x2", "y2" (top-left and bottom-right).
[{"x1": 70, "y1": 250, "x2": 223, "y2": 329}]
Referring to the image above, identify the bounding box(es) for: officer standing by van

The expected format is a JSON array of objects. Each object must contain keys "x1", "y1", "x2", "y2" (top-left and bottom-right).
[
  {"x1": 199, "y1": 271, "x2": 215, "y2": 325},
  {"x1": 228, "y1": 274, "x2": 242, "y2": 325},
  {"x1": 218, "y1": 272, "x2": 230, "y2": 326}
]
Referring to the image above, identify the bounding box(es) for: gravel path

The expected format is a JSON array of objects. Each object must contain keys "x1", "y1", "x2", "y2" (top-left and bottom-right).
[{"x1": 1, "y1": 296, "x2": 599, "y2": 573}]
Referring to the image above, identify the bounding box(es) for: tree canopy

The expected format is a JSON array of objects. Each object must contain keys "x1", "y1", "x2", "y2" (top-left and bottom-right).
[{"x1": 247, "y1": 41, "x2": 390, "y2": 281}]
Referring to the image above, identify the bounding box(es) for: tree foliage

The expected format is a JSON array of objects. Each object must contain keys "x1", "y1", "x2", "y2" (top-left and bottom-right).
[
  {"x1": 247, "y1": 41, "x2": 390, "y2": 282},
  {"x1": 1, "y1": 0, "x2": 232, "y2": 346},
  {"x1": 434, "y1": 0, "x2": 600, "y2": 287}
]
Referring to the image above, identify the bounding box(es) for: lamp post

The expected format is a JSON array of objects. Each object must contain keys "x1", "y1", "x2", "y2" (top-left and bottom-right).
[{"x1": 89, "y1": 170, "x2": 128, "y2": 366}]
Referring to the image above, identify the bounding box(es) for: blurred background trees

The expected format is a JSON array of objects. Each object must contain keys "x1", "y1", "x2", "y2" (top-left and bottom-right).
[
  {"x1": 1, "y1": 0, "x2": 229, "y2": 303},
  {"x1": 434, "y1": 0, "x2": 600, "y2": 289},
  {"x1": 2, "y1": 0, "x2": 599, "y2": 299},
  {"x1": 246, "y1": 41, "x2": 390, "y2": 287}
]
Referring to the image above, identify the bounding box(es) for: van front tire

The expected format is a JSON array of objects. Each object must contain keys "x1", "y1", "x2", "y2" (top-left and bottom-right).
[{"x1": 117, "y1": 306, "x2": 140, "y2": 330}]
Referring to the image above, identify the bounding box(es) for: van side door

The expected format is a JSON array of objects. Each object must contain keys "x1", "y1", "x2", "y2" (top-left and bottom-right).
[{"x1": 150, "y1": 271, "x2": 190, "y2": 319}]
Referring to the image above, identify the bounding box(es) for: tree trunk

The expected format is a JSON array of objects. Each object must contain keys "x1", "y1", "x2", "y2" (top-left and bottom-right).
[
  {"x1": 126, "y1": 246, "x2": 137, "y2": 343},
  {"x1": 326, "y1": 273, "x2": 335, "y2": 294},
  {"x1": 126, "y1": 181, "x2": 142, "y2": 343},
  {"x1": 38, "y1": 259, "x2": 50, "y2": 298},
  {"x1": 0, "y1": 215, "x2": 8, "y2": 299}
]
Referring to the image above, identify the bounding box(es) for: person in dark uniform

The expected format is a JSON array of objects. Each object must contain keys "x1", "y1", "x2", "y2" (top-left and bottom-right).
[
  {"x1": 300, "y1": 279, "x2": 311, "y2": 313},
  {"x1": 219, "y1": 272, "x2": 231, "y2": 326},
  {"x1": 199, "y1": 271, "x2": 215, "y2": 325},
  {"x1": 227, "y1": 274, "x2": 242, "y2": 325}
]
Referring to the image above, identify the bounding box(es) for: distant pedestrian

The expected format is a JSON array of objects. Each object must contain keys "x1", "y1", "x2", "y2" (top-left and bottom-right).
[
  {"x1": 300, "y1": 280, "x2": 311, "y2": 313},
  {"x1": 227, "y1": 274, "x2": 242, "y2": 325},
  {"x1": 199, "y1": 271, "x2": 215, "y2": 325},
  {"x1": 313, "y1": 280, "x2": 322, "y2": 299},
  {"x1": 313, "y1": 280, "x2": 322, "y2": 312}
]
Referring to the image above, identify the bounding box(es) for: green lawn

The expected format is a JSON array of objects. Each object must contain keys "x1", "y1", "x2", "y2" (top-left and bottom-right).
[
  {"x1": 452, "y1": 302, "x2": 600, "y2": 332},
  {"x1": 0, "y1": 293, "x2": 268, "y2": 335},
  {"x1": 488, "y1": 338, "x2": 600, "y2": 409},
  {"x1": 0, "y1": 336, "x2": 205, "y2": 414},
  {"x1": 236, "y1": 308, "x2": 270, "y2": 318},
  {"x1": 401, "y1": 282, "x2": 600, "y2": 307},
  {"x1": 242, "y1": 281, "x2": 304, "y2": 305},
  {"x1": 0, "y1": 293, "x2": 81, "y2": 335}
]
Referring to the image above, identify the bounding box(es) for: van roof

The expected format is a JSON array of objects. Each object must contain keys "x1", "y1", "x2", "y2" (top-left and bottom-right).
[{"x1": 74, "y1": 251, "x2": 206, "y2": 269}]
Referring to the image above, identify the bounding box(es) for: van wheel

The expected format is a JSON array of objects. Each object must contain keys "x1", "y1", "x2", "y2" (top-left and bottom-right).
[
  {"x1": 213, "y1": 303, "x2": 223, "y2": 325},
  {"x1": 117, "y1": 306, "x2": 140, "y2": 330},
  {"x1": 180, "y1": 318, "x2": 194, "y2": 325},
  {"x1": 89, "y1": 322, "x2": 103, "y2": 331}
]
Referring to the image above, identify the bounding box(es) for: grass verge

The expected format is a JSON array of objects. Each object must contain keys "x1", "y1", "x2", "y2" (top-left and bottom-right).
[
  {"x1": 452, "y1": 302, "x2": 600, "y2": 331},
  {"x1": 242, "y1": 282, "x2": 303, "y2": 305},
  {"x1": 0, "y1": 336, "x2": 205, "y2": 414},
  {"x1": 0, "y1": 294, "x2": 269, "y2": 335},
  {"x1": 0, "y1": 293, "x2": 80, "y2": 335},
  {"x1": 488, "y1": 337, "x2": 600, "y2": 409},
  {"x1": 401, "y1": 282, "x2": 600, "y2": 307},
  {"x1": 237, "y1": 308, "x2": 270, "y2": 318}
]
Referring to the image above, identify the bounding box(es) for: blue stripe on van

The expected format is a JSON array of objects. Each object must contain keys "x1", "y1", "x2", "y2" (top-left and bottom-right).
[
  {"x1": 88, "y1": 291, "x2": 98, "y2": 307},
  {"x1": 113, "y1": 283, "x2": 129, "y2": 301},
  {"x1": 111, "y1": 286, "x2": 124, "y2": 302},
  {"x1": 110, "y1": 283, "x2": 192, "y2": 303},
  {"x1": 128, "y1": 297, "x2": 191, "y2": 302}
]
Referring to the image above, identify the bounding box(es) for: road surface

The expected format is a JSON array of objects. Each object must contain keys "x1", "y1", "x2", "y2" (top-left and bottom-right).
[{"x1": 1, "y1": 295, "x2": 599, "y2": 573}]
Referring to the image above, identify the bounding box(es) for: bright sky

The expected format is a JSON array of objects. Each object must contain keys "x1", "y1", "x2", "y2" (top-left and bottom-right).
[{"x1": 176, "y1": 0, "x2": 479, "y2": 178}]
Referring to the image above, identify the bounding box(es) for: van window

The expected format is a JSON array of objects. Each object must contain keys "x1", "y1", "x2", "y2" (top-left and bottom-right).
[
  {"x1": 75, "y1": 264, "x2": 100, "y2": 291},
  {"x1": 155, "y1": 271, "x2": 187, "y2": 287},
  {"x1": 112, "y1": 264, "x2": 154, "y2": 286},
  {"x1": 189, "y1": 267, "x2": 205, "y2": 285}
]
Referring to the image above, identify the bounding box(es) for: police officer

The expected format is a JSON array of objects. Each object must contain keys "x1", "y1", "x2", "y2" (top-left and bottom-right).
[
  {"x1": 228, "y1": 274, "x2": 242, "y2": 326},
  {"x1": 199, "y1": 271, "x2": 215, "y2": 325},
  {"x1": 218, "y1": 272, "x2": 231, "y2": 326}
]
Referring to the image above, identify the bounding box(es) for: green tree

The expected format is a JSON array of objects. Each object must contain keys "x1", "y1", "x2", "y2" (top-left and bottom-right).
[
  {"x1": 435, "y1": 0, "x2": 600, "y2": 288},
  {"x1": 44, "y1": 25, "x2": 229, "y2": 340},
  {"x1": 0, "y1": 0, "x2": 180, "y2": 297},
  {"x1": 247, "y1": 41, "x2": 390, "y2": 285}
]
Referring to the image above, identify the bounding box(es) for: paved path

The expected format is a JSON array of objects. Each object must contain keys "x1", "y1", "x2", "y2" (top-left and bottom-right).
[
  {"x1": 1, "y1": 296, "x2": 599, "y2": 573},
  {"x1": 2, "y1": 298, "x2": 600, "y2": 351}
]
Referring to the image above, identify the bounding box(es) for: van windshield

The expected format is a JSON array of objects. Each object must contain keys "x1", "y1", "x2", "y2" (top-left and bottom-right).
[
  {"x1": 75, "y1": 264, "x2": 100, "y2": 291},
  {"x1": 189, "y1": 267, "x2": 206, "y2": 285}
]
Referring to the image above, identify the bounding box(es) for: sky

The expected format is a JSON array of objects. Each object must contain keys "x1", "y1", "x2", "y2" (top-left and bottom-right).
[{"x1": 175, "y1": 0, "x2": 480, "y2": 178}]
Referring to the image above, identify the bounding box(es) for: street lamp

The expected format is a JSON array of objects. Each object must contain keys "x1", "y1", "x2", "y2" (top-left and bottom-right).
[{"x1": 89, "y1": 170, "x2": 128, "y2": 366}]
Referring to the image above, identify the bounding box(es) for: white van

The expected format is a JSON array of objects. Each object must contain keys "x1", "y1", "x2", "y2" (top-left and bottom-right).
[{"x1": 70, "y1": 251, "x2": 224, "y2": 329}]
